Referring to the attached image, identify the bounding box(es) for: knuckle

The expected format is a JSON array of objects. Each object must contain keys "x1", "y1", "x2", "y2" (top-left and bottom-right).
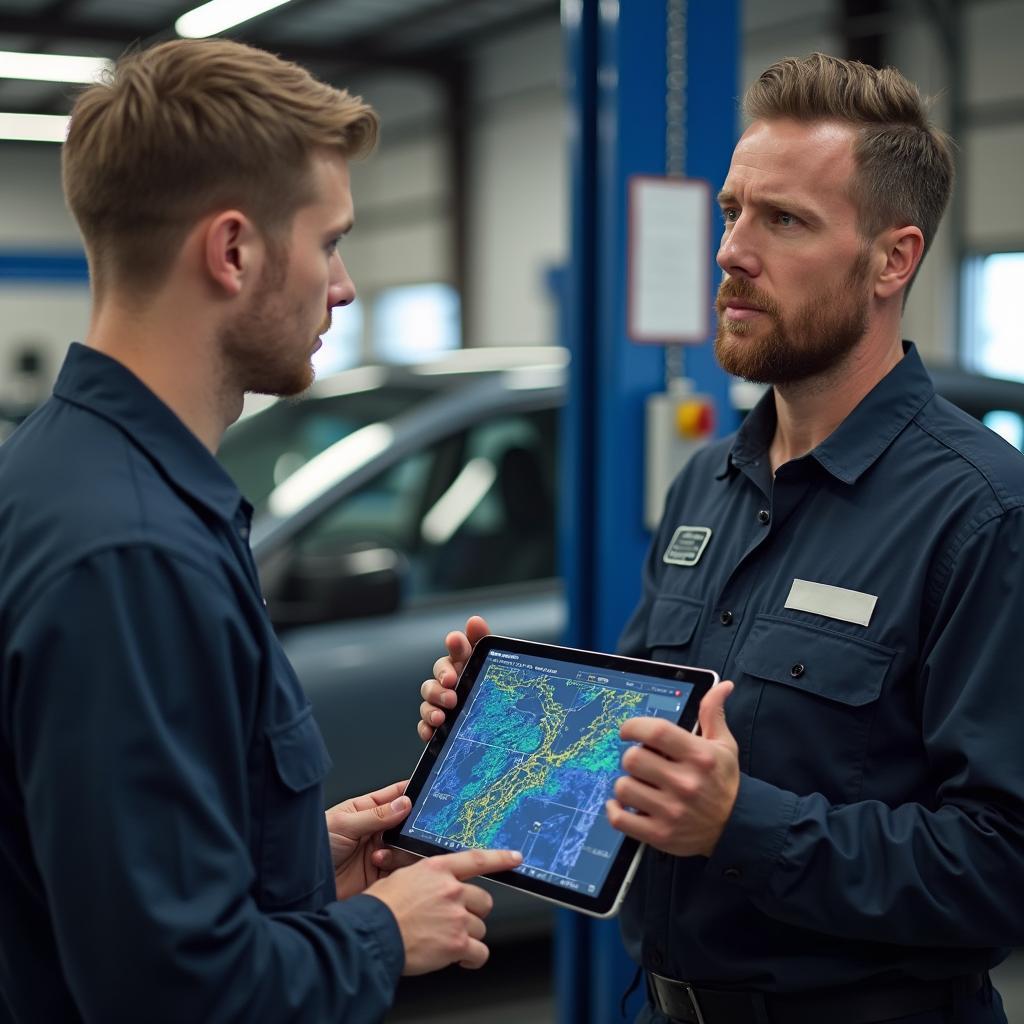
[
  {"x1": 676, "y1": 776, "x2": 699, "y2": 800},
  {"x1": 649, "y1": 719, "x2": 672, "y2": 745}
]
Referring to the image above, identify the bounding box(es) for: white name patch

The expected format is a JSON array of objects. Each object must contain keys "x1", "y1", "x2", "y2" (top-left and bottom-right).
[
  {"x1": 784, "y1": 579, "x2": 878, "y2": 627},
  {"x1": 663, "y1": 526, "x2": 712, "y2": 567}
]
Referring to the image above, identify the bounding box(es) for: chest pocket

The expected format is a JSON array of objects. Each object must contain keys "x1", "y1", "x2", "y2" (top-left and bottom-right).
[
  {"x1": 736, "y1": 615, "x2": 895, "y2": 803},
  {"x1": 258, "y1": 704, "x2": 333, "y2": 910},
  {"x1": 645, "y1": 593, "x2": 704, "y2": 663}
]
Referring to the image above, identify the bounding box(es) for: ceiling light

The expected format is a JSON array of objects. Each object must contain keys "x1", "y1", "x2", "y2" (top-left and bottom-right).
[
  {"x1": 0, "y1": 50, "x2": 111, "y2": 84},
  {"x1": 0, "y1": 113, "x2": 69, "y2": 143},
  {"x1": 175, "y1": 0, "x2": 296, "y2": 38}
]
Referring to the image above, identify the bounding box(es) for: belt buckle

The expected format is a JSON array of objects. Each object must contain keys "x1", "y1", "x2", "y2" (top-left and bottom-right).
[{"x1": 681, "y1": 983, "x2": 707, "y2": 1024}]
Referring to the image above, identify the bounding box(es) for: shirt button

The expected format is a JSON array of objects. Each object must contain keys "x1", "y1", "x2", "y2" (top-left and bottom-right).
[
  {"x1": 790, "y1": 663, "x2": 805, "y2": 678},
  {"x1": 719, "y1": 610, "x2": 733, "y2": 625},
  {"x1": 723, "y1": 866, "x2": 742, "y2": 881},
  {"x1": 757, "y1": 509, "x2": 770, "y2": 524}
]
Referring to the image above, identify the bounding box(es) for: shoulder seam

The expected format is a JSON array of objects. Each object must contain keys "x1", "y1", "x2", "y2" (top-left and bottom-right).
[
  {"x1": 6, "y1": 539, "x2": 242, "y2": 643},
  {"x1": 926, "y1": 504, "x2": 1024, "y2": 616},
  {"x1": 911, "y1": 400, "x2": 1024, "y2": 513}
]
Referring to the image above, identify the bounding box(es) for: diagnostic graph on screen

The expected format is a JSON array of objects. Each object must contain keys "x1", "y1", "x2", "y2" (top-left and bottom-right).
[{"x1": 402, "y1": 651, "x2": 690, "y2": 895}]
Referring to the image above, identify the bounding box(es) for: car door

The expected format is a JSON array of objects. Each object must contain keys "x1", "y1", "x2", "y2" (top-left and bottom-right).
[{"x1": 266, "y1": 404, "x2": 565, "y2": 805}]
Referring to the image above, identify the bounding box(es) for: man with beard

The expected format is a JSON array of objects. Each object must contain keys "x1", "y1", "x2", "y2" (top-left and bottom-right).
[
  {"x1": 419, "y1": 54, "x2": 1024, "y2": 1022},
  {"x1": 0, "y1": 39, "x2": 523, "y2": 1024}
]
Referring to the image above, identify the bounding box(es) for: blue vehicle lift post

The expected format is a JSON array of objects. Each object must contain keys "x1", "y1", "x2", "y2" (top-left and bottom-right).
[{"x1": 558, "y1": 2, "x2": 740, "y2": 1021}]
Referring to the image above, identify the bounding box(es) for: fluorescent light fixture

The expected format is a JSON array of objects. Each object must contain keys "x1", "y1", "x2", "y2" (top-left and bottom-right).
[
  {"x1": 0, "y1": 50, "x2": 111, "y2": 84},
  {"x1": 176, "y1": 0, "x2": 295, "y2": 38},
  {"x1": 0, "y1": 113, "x2": 69, "y2": 143}
]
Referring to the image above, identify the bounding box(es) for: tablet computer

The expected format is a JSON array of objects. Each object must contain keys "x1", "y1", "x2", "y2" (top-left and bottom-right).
[{"x1": 384, "y1": 635, "x2": 718, "y2": 918}]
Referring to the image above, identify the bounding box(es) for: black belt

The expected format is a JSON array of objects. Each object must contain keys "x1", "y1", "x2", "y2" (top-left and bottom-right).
[{"x1": 646, "y1": 970, "x2": 985, "y2": 1024}]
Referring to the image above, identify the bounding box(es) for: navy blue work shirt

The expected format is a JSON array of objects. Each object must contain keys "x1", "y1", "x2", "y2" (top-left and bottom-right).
[
  {"x1": 618, "y1": 343, "x2": 1024, "y2": 992},
  {"x1": 0, "y1": 344, "x2": 403, "y2": 1022}
]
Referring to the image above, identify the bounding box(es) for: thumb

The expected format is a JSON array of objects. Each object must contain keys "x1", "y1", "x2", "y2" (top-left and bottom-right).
[
  {"x1": 331, "y1": 796, "x2": 412, "y2": 842},
  {"x1": 465, "y1": 615, "x2": 491, "y2": 646},
  {"x1": 698, "y1": 680, "x2": 735, "y2": 745}
]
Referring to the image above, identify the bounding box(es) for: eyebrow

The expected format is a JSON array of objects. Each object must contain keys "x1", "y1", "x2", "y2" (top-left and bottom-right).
[{"x1": 717, "y1": 190, "x2": 822, "y2": 225}]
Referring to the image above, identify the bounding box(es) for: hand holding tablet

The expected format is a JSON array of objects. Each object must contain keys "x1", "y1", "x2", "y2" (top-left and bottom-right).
[{"x1": 389, "y1": 635, "x2": 718, "y2": 917}]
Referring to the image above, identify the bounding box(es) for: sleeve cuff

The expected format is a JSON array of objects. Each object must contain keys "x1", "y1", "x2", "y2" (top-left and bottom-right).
[
  {"x1": 705, "y1": 773, "x2": 798, "y2": 893},
  {"x1": 332, "y1": 892, "x2": 405, "y2": 988}
]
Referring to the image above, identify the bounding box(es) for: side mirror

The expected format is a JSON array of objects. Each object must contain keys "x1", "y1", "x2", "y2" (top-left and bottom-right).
[{"x1": 268, "y1": 544, "x2": 405, "y2": 627}]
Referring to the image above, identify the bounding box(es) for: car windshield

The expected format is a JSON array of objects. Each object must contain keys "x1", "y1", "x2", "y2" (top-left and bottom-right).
[{"x1": 218, "y1": 385, "x2": 428, "y2": 515}]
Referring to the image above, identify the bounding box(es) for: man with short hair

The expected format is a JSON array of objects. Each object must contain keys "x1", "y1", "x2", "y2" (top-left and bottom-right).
[
  {"x1": 421, "y1": 54, "x2": 1023, "y2": 1022},
  {"x1": 0, "y1": 38, "x2": 520, "y2": 1023}
]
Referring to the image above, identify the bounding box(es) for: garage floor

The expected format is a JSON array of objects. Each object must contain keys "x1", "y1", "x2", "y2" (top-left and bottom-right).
[{"x1": 390, "y1": 944, "x2": 1024, "y2": 1023}]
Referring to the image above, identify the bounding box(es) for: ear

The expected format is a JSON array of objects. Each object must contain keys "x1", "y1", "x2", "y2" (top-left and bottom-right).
[
  {"x1": 874, "y1": 225, "x2": 925, "y2": 301},
  {"x1": 202, "y1": 210, "x2": 261, "y2": 298}
]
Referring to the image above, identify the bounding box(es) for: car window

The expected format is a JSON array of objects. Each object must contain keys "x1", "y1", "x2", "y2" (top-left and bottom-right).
[
  {"x1": 218, "y1": 385, "x2": 428, "y2": 514},
  {"x1": 418, "y1": 411, "x2": 557, "y2": 594},
  {"x1": 296, "y1": 449, "x2": 436, "y2": 557},
  {"x1": 288, "y1": 407, "x2": 558, "y2": 610}
]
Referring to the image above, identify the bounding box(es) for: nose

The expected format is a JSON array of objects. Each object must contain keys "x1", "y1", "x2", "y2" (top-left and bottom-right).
[
  {"x1": 716, "y1": 214, "x2": 761, "y2": 280},
  {"x1": 328, "y1": 251, "x2": 356, "y2": 308}
]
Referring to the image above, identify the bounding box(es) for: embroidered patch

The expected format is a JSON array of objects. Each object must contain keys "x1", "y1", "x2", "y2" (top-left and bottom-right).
[{"x1": 662, "y1": 526, "x2": 712, "y2": 567}]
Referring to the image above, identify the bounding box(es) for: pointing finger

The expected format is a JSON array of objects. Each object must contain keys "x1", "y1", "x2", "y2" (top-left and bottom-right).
[{"x1": 437, "y1": 848, "x2": 523, "y2": 881}]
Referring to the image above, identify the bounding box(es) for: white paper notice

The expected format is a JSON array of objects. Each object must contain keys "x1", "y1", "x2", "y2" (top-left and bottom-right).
[{"x1": 628, "y1": 176, "x2": 710, "y2": 343}]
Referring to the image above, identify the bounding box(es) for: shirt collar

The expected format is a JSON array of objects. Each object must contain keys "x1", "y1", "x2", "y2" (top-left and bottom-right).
[
  {"x1": 53, "y1": 342, "x2": 245, "y2": 522},
  {"x1": 718, "y1": 342, "x2": 935, "y2": 485}
]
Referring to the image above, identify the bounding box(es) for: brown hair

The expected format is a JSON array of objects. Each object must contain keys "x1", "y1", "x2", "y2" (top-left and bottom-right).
[
  {"x1": 62, "y1": 38, "x2": 378, "y2": 297},
  {"x1": 744, "y1": 53, "x2": 954, "y2": 289}
]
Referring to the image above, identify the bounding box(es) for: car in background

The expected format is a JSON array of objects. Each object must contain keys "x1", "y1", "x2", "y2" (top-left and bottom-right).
[
  {"x1": 218, "y1": 348, "x2": 1024, "y2": 938},
  {"x1": 220, "y1": 351, "x2": 1024, "y2": 800},
  {"x1": 218, "y1": 347, "x2": 568, "y2": 807}
]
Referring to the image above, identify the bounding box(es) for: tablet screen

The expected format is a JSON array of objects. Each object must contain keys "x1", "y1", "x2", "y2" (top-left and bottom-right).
[{"x1": 387, "y1": 636, "x2": 716, "y2": 916}]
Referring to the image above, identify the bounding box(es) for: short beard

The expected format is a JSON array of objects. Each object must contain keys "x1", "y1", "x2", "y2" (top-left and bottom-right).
[
  {"x1": 219, "y1": 234, "x2": 316, "y2": 398},
  {"x1": 713, "y1": 248, "x2": 872, "y2": 386}
]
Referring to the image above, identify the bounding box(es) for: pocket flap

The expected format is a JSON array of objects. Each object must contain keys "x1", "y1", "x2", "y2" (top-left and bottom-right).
[
  {"x1": 266, "y1": 706, "x2": 334, "y2": 792},
  {"x1": 645, "y1": 593, "x2": 704, "y2": 649},
  {"x1": 736, "y1": 616, "x2": 894, "y2": 707}
]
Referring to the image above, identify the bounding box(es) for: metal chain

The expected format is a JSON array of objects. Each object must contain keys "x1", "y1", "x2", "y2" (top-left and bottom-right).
[
  {"x1": 665, "y1": 0, "x2": 687, "y2": 388},
  {"x1": 665, "y1": 0, "x2": 686, "y2": 177}
]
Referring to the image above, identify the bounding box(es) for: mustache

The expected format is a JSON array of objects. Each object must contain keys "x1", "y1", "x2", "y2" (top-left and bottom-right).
[{"x1": 716, "y1": 276, "x2": 781, "y2": 318}]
